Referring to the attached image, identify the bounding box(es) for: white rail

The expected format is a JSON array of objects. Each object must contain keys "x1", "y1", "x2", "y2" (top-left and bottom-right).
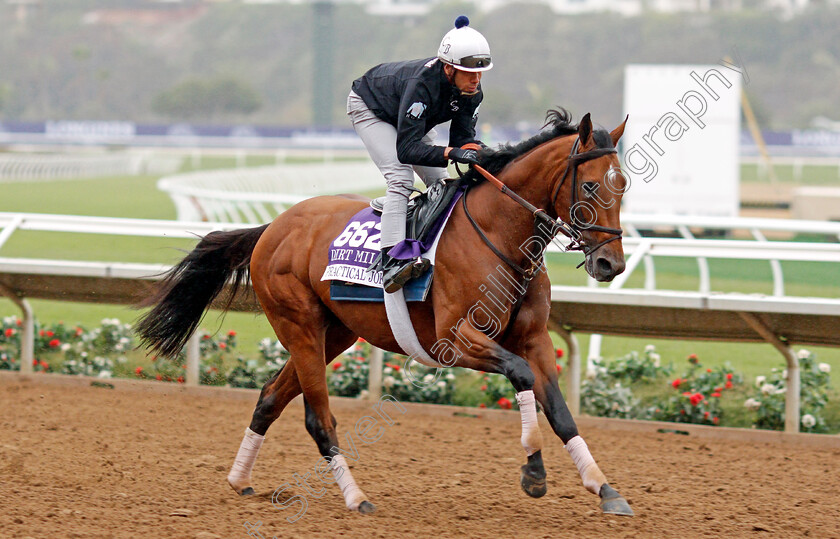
[
  {"x1": 157, "y1": 161, "x2": 382, "y2": 222},
  {"x1": 0, "y1": 152, "x2": 183, "y2": 181}
]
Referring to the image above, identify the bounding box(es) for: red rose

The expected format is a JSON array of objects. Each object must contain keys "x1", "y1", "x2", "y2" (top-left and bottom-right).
[
  {"x1": 556, "y1": 364, "x2": 563, "y2": 374},
  {"x1": 555, "y1": 348, "x2": 564, "y2": 359},
  {"x1": 40, "y1": 360, "x2": 49, "y2": 369},
  {"x1": 4, "y1": 328, "x2": 14, "y2": 337},
  {"x1": 135, "y1": 366, "x2": 143, "y2": 376},
  {"x1": 177, "y1": 376, "x2": 184, "y2": 384},
  {"x1": 713, "y1": 417, "x2": 719, "y2": 425},
  {"x1": 725, "y1": 381, "x2": 733, "y2": 389},
  {"x1": 480, "y1": 385, "x2": 487, "y2": 391},
  {"x1": 672, "y1": 379, "x2": 682, "y2": 388},
  {"x1": 228, "y1": 330, "x2": 237, "y2": 337},
  {"x1": 32, "y1": 359, "x2": 38, "y2": 366},
  {"x1": 219, "y1": 343, "x2": 226, "y2": 349},
  {"x1": 202, "y1": 334, "x2": 210, "y2": 340},
  {"x1": 479, "y1": 403, "x2": 486, "y2": 408},
  {"x1": 680, "y1": 409, "x2": 686, "y2": 415},
  {"x1": 155, "y1": 374, "x2": 163, "y2": 381},
  {"x1": 75, "y1": 327, "x2": 83, "y2": 337},
  {"x1": 48, "y1": 339, "x2": 60, "y2": 348},
  {"x1": 711, "y1": 392, "x2": 721, "y2": 398},
  {"x1": 332, "y1": 362, "x2": 342, "y2": 371},
  {"x1": 726, "y1": 373, "x2": 733, "y2": 381},
  {"x1": 703, "y1": 411, "x2": 710, "y2": 418},
  {"x1": 682, "y1": 391, "x2": 692, "y2": 397},
  {"x1": 715, "y1": 387, "x2": 722, "y2": 393},
  {"x1": 690, "y1": 393, "x2": 704, "y2": 406},
  {"x1": 38, "y1": 330, "x2": 44, "y2": 337},
  {"x1": 497, "y1": 397, "x2": 512, "y2": 410},
  {"x1": 359, "y1": 338, "x2": 367, "y2": 343},
  {"x1": 706, "y1": 368, "x2": 712, "y2": 373},
  {"x1": 46, "y1": 330, "x2": 54, "y2": 337},
  {"x1": 16, "y1": 318, "x2": 21, "y2": 326}
]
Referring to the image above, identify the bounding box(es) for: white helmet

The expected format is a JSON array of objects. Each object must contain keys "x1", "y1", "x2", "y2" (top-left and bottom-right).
[{"x1": 437, "y1": 16, "x2": 493, "y2": 73}]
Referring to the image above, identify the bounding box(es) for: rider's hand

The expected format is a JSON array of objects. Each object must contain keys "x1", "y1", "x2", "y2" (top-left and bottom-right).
[{"x1": 449, "y1": 148, "x2": 480, "y2": 165}]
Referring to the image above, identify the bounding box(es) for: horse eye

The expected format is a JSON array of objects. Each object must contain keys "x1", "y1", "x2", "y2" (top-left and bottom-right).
[{"x1": 581, "y1": 182, "x2": 599, "y2": 198}]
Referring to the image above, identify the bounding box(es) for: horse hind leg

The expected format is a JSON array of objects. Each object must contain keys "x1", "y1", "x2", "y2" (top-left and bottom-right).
[
  {"x1": 297, "y1": 324, "x2": 375, "y2": 514},
  {"x1": 228, "y1": 361, "x2": 303, "y2": 495}
]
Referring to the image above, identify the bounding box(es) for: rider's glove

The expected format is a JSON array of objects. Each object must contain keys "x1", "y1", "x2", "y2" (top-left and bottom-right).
[{"x1": 449, "y1": 148, "x2": 480, "y2": 165}]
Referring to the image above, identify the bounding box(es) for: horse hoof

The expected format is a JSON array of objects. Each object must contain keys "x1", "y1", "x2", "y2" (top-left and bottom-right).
[
  {"x1": 239, "y1": 487, "x2": 255, "y2": 496},
  {"x1": 599, "y1": 484, "x2": 634, "y2": 516},
  {"x1": 520, "y1": 466, "x2": 547, "y2": 498},
  {"x1": 358, "y1": 501, "x2": 376, "y2": 515}
]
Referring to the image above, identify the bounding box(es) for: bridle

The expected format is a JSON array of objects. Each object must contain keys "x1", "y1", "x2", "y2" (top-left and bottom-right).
[{"x1": 460, "y1": 136, "x2": 623, "y2": 280}]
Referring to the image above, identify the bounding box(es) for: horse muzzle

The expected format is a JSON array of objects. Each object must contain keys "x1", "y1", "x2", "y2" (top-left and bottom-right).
[{"x1": 587, "y1": 252, "x2": 626, "y2": 282}]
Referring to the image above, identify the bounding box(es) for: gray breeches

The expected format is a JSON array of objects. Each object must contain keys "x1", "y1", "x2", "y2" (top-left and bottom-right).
[{"x1": 347, "y1": 91, "x2": 448, "y2": 249}]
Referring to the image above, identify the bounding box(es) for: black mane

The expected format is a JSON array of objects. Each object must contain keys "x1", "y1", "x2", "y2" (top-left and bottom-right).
[{"x1": 466, "y1": 108, "x2": 612, "y2": 180}]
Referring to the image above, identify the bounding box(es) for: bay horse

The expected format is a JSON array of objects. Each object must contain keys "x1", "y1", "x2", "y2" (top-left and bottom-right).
[{"x1": 136, "y1": 109, "x2": 634, "y2": 517}]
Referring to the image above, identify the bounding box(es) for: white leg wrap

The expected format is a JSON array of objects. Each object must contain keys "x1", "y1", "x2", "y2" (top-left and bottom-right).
[
  {"x1": 227, "y1": 427, "x2": 265, "y2": 491},
  {"x1": 565, "y1": 435, "x2": 607, "y2": 495},
  {"x1": 515, "y1": 390, "x2": 543, "y2": 456},
  {"x1": 330, "y1": 455, "x2": 367, "y2": 511}
]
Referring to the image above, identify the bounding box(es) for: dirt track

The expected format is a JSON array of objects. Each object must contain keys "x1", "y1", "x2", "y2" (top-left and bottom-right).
[{"x1": 2, "y1": 375, "x2": 840, "y2": 539}]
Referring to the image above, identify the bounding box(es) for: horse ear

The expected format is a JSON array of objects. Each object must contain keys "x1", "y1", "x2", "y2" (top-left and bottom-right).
[
  {"x1": 610, "y1": 115, "x2": 629, "y2": 147},
  {"x1": 578, "y1": 113, "x2": 592, "y2": 146}
]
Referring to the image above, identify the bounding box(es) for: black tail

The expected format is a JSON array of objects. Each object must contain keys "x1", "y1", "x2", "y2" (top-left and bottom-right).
[{"x1": 135, "y1": 224, "x2": 269, "y2": 358}]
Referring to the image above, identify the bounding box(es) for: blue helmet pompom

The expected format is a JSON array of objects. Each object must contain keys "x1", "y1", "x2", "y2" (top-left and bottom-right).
[{"x1": 454, "y1": 15, "x2": 469, "y2": 29}]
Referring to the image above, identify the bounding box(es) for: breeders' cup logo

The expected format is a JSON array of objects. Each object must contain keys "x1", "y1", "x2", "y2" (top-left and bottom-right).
[{"x1": 406, "y1": 102, "x2": 427, "y2": 120}]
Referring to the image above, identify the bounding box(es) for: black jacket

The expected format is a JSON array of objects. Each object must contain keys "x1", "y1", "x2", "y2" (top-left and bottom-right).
[{"x1": 351, "y1": 57, "x2": 483, "y2": 168}]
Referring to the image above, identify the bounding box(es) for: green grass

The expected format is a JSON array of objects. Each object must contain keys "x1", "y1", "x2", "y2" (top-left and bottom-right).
[
  {"x1": 741, "y1": 163, "x2": 840, "y2": 185},
  {"x1": 0, "y1": 175, "x2": 176, "y2": 219}
]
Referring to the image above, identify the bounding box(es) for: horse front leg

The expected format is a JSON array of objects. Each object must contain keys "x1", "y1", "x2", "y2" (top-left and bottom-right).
[
  {"x1": 444, "y1": 323, "x2": 548, "y2": 498},
  {"x1": 528, "y1": 333, "x2": 634, "y2": 516},
  {"x1": 496, "y1": 348, "x2": 549, "y2": 499}
]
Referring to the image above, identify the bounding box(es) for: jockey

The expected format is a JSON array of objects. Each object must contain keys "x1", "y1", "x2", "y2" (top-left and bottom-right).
[{"x1": 347, "y1": 15, "x2": 493, "y2": 293}]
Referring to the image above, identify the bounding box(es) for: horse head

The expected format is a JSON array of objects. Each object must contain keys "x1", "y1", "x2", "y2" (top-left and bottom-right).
[{"x1": 552, "y1": 112, "x2": 628, "y2": 282}]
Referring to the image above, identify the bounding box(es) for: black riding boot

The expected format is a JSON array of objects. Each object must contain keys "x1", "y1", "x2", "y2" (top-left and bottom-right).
[{"x1": 381, "y1": 248, "x2": 431, "y2": 294}]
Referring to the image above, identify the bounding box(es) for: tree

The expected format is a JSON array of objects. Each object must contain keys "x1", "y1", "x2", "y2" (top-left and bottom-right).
[{"x1": 151, "y1": 76, "x2": 262, "y2": 121}]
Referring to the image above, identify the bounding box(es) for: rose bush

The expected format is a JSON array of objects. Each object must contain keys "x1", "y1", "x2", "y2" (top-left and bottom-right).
[{"x1": 743, "y1": 349, "x2": 831, "y2": 433}]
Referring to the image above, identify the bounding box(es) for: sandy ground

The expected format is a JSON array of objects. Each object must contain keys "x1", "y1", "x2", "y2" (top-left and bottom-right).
[{"x1": 2, "y1": 375, "x2": 840, "y2": 539}]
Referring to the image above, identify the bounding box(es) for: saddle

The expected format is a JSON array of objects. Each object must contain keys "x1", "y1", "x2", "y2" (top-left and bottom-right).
[{"x1": 370, "y1": 178, "x2": 464, "y2": 253}]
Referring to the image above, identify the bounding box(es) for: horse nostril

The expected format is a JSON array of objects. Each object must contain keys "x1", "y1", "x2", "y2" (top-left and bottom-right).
[{"x1": 596, "y1": 257, "x2": 613, "y2": 276}]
